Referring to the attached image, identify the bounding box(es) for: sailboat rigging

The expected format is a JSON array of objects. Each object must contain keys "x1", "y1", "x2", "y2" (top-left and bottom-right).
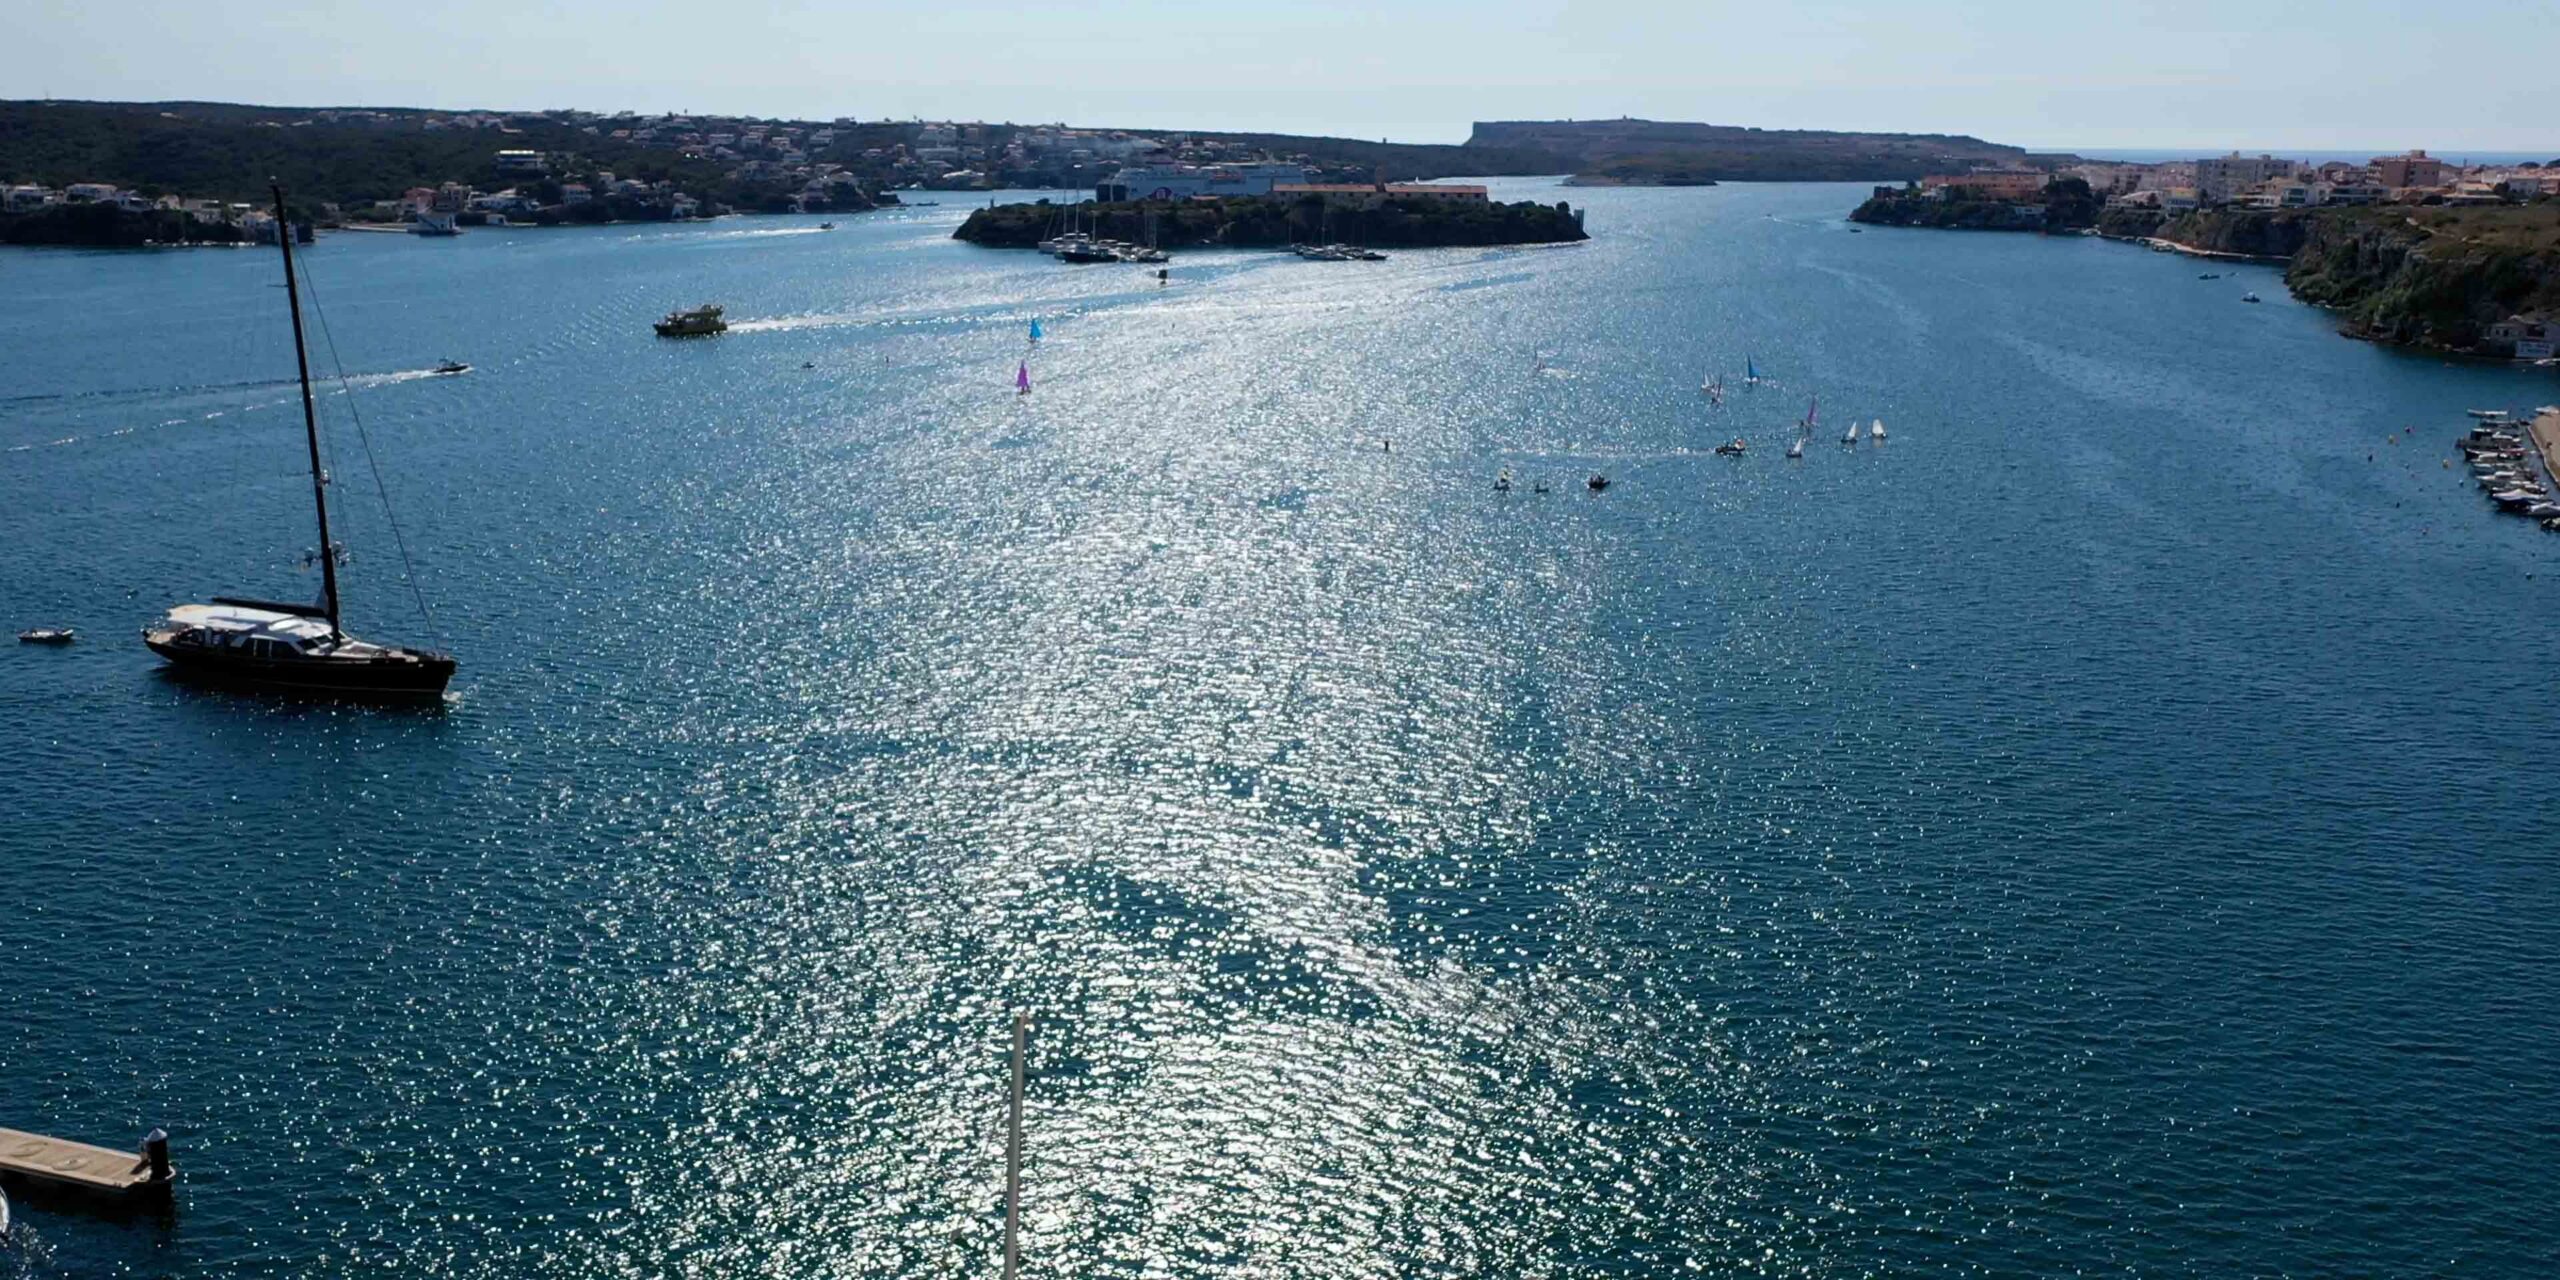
[{"x1": 143, "y1": 183, "x2": 456, "y2": 701}]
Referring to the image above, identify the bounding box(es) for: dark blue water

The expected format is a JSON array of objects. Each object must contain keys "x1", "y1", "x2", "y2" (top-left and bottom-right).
[{"x1": 5, "y1": 182, "x2": 2557, "y2": 1278}]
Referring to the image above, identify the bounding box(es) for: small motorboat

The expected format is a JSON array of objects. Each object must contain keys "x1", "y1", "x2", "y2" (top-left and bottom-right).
[
  {"x1": 655, "y1": 304, "x2": 727, "y2": 337},
  {"x1": 1714, "y1": 439, "x2": 1747, "y2": 456},
  {"x1": 817, "y1": 222, "x2": 836, "y2": 230},
  {"x1": 17, "y1": 627, "x2": 74, "y2": 645},
  {"x1": 1587, "y1": 474, "x2": 1610, "y2": 492},
  {"x1": 1532, "y1": 480, "x2": 1550, "y2": 494},
  {"x1": 431, "y1": 359, "x2": 469, "y2": 375},
  {"x1": 2241, "y1": 292, "x2": 2262, "y2": 303},
  {"x1": 2198, "y1": 272, "x2": 2221, "y2": 280}
]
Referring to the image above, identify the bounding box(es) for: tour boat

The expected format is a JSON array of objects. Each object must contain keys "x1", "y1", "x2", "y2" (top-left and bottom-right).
[
  {"x1": 654, "y1": 304, "x2": 728, "y2": 337},
  {"x1": 145, "y1": 185, "x2": 456, "y2": 702}
]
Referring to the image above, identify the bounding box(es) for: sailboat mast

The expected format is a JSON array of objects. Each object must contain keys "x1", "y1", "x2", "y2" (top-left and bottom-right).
[
  {"x1": 270, "y1": 183, "x2": 341, "y2": 636},
  {"x1": 1002, "y1": 1012, "x2": 1026, "y2": 1280}
]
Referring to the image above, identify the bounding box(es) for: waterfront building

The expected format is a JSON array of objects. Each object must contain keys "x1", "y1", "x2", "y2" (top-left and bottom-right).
[
  {"x1": 2487, "y1": 315, "x2": 2556, "y2": 360},
  {"x1": 2195, "y1": 153, "x2": 2295, "y2": 204},
  {"x1": 1919, "y1": 169, "x2": 2046, "y2": 200},
  {"x1": 2372, "y1": 149, "x2": 2448, "y2": 189},
  {"x1": 494, "y1": 149, "x2": 549, "y2": 177},
  {"x1": 1099, "y1": 163, "x2": 1309, "y2": 202}
]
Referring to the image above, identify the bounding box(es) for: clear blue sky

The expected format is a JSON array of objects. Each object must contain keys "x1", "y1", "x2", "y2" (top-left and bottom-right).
[{"x1": 5, "y1": 0, "x2": 2554, "y2": 151}]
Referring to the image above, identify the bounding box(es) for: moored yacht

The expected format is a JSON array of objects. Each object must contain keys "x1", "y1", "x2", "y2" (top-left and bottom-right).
[{"x1": 147, "y1": 184, "x2": 455, "y2": 702}]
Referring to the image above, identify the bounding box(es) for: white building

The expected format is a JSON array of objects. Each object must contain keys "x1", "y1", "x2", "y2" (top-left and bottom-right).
[
  {"x1": 1098, "y1": 163, "x2": 1309, "y2": 201},
  {"x1": 2195, "y1": 153, "x2": 2295, "y2": 204}
]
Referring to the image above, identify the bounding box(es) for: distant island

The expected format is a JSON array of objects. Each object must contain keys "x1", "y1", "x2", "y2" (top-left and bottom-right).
[
  {"x1": 955, "y1": 189, "x2": 1588, "y2": 251},
  {"x1": 1466, "y1": 118, "x2": 2057, "y2": 185}
]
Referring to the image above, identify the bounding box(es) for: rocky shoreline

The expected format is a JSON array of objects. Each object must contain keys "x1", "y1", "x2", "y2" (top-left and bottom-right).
[
  {"x1": 1865, "y1": 195, "x2": 2560, "y2": 361},
  {"x1": 954, "y1": 194, "x2": 1588, "y2": 251}
]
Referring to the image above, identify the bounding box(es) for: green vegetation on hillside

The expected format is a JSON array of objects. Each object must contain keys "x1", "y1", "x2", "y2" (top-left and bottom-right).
[
  {"x1": 1848, "y1": 178, "x2": 2099, "y2": 233},
  {"x1": 0, "y1": 201, "x2": 249, "y2": 246},
  {"x1": 1471, "y1": 118, "x2": 2048, "y2": 184},
  {"x1": 0, "y1": 101, "x2": 831, "y2": 214},
  {"x1": 954, "y1": 195, "x2": 1587, "y2": 250}
]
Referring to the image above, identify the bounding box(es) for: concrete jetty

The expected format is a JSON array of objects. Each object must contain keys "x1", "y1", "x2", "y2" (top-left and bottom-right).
[
  {"x1": 0, "y1": 1127, "x2": 171, "y2": 1199},
  {"x1": 2528, "y1": 406, "x2": 2560, "y2": 482}
]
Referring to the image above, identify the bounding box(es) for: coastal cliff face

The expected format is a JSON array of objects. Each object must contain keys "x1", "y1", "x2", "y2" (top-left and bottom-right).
[
  {"x1": 2058, "y1": 201, "x2": 2560, "y2": 355},
  {"x1": 954, "y1": 196, "x2": 1589, "y2": 251},
  {"x1": 2284, "y1": 211, "x2": 2560, "y2": 349}
]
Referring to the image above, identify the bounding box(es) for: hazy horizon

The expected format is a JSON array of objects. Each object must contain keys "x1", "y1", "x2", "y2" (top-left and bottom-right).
[{"x1": 4, "y1": 0, "x2": 2556, "y2": 152}]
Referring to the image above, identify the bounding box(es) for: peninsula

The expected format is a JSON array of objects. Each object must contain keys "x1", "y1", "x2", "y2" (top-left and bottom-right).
[
  {"x1": 1467, "y1": 118, "x2": 2052, "y2": 185},
  {"x1": 1844, "y1": 150, "x2": 2560, "y2": 359}
]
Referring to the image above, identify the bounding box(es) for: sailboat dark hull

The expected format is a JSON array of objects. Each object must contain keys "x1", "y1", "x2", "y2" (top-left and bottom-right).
[{"x1": 146, "y1": 635, "x2": 454, "y2": 700}]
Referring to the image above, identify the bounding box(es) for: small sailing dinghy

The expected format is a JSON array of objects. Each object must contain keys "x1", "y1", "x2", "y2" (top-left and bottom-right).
[
  {"x1": 1786, "y1": 439, "x2": 1805, "y2": 459},
  {"x1": 1871, "y1": 418, "x2": 1886, "y2": 441},
  {"x1": 1494, "y1": 469, "x2": 1514, "y2": 492},
  {"x1": 145, "y1": 184, "x2": 455, "y2": 702},
  {"x1": 1029, "y1": 319, "x2": 1044, "y2": 343},
  {"x1": 1744, "y1": 356, "x2": 1763, "y2": 387},
  {"x1": 1016, "y1": 362, "x2": 1032, "y2": 396}
]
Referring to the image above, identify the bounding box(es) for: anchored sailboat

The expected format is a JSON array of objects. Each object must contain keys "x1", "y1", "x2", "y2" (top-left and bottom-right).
[{"x1": 144, "y1": 184, "x2": 455, "y2": 701}]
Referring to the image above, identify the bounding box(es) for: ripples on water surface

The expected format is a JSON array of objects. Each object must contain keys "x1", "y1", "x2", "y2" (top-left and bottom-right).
[{"x1": 3, "y1": 184, "x2": 2557, "y2": 1278}]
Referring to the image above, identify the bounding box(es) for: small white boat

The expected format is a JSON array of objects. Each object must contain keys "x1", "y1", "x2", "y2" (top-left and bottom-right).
[
  {"x1": 2467, "y1": 409, "x2": 2511, "y2": 421},
  {"x1": 1871, "y1": 418, "x2": 1886, "y2": 440},
  {"x1": 1785, "y1": 439, "x2": 1804, "y2": 459},
  {"x1": 18, "y1": 627, "x2": 74, "y2": 645},
  {"x1": 2241, "y1": 292, "x2": 2262, "y2": 303}
]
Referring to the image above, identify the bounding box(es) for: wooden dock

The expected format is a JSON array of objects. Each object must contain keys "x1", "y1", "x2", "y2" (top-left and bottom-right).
[{"x1": 0, "y1": 1127, "x2": 170, "y2": 1198}]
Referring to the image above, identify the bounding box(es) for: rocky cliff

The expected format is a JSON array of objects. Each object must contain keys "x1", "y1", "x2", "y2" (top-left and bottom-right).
[{"x1": 2282, "y1": 209, "x2": 2560, "y2": 350}]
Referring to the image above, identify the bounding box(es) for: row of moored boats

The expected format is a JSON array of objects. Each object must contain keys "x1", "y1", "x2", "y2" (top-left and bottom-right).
[
  {"x1": 2459, "y1": 412, "x2": 2560, "y2": 529},
  {"x1": 1291, "y1": 244, "x2": 1387, "y2": 261},
  {"x1": 1036, "y1": 231, "x2": 1168, "y2": 264}
]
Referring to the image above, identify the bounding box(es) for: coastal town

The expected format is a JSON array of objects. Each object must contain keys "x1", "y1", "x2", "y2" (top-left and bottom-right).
[
  {"x1": 1915, "y1": 148, "x2": 2560, "y2": 215},
  {"x1": 0, "y1": 104, "x2": 1443, "y2": 245}
]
